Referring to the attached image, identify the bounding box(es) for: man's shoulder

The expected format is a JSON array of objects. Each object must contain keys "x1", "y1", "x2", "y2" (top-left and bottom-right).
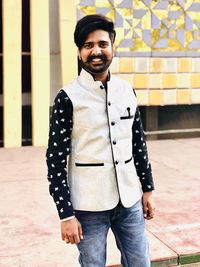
[
  {"x1": 54, "y1": 78, "x2": 78, "y2": 104},
  {"x1": 61, "y1": 78, "x2": 78, "y2": 93},
  {"x1": 111, "y1": 74, "x2": 132, "y2": 87},
  {"x1": 111, "y1": 74, "x2": 134, "y2": 95}
]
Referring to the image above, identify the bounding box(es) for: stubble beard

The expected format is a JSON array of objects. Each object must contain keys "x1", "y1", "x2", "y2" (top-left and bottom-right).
[{"x1": 80, "y1": 55, "x2": 113, "y2": 75}]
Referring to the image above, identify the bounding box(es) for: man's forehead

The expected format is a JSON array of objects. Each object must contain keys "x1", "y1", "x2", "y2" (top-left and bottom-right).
[{"x1": 85, "y1": 30, "x2": 110, "y2": 42}]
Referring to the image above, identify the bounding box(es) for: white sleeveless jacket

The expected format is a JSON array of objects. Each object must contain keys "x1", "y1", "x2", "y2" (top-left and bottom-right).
[{"x1": 63, "y1": 69, "x2": 142, "y2": 211}]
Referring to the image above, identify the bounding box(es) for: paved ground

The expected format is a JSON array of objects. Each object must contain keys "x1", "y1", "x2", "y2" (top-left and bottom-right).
[{"x1": 0, "y1": 138, "x2": 200, "y2": 267}]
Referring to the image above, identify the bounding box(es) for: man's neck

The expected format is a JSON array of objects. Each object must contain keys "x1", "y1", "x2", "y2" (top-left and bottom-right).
[
  {"x1": 82, "y1": 67, "x2": 110, "y2": 85},
  {"x1": 93, "y1": 72, "x2": 109, "y2": 84}
]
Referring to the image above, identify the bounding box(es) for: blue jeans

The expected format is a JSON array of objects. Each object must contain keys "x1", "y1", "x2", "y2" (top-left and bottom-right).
[{"x1": 75, "y1": 200, "x2": 150, "y2": 267}]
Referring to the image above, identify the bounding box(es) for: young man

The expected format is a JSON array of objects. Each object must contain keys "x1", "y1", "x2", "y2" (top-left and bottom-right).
[{"x1": 46, "y1": 14, "x2": 155, "y2": 267}]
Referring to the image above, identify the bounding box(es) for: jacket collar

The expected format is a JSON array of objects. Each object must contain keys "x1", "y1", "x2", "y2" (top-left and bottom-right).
[{"x1": 77, "y1": 68, "x2": 111, "y2": 92}]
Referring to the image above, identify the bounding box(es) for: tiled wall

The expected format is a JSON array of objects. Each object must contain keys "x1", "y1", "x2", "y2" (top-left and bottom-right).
[
  {"x1": 78, "y1": 0, "x2": 200, "y2": 106},
  {"x1": 78, "y1": 0, "x2": 200, "y2": 56},
  {"x1": 110, "y1": 57, "x2": 200, "y2": 106}
]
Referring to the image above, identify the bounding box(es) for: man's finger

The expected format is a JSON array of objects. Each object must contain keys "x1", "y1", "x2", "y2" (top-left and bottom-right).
[
  {"x1": 143, "y1": 203, "x2": 148, "y2": 217},
  {"x1": 61, "y1": 233, "x2": 65, "y2": 241},
  {"x1": 64, "y1": 237, "x2": 70, "y2": 243},
  {"x1": 74, "y1": 234, "x2": 80, "y2": 244},
  {"x1": 145, "y1": 210, "x2": 155, "y2": 220},
  {"x1": 68, "y1": 236, "x2": 75, "y2": 244},
  {"x1": 78, "y1": 224, "x2": 83, "y2": 240}
]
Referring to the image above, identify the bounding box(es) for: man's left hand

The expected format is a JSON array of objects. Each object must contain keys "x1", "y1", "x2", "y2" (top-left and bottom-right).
[{"x1": 142, "y1": 191, "x2": 155, "y2": 220}]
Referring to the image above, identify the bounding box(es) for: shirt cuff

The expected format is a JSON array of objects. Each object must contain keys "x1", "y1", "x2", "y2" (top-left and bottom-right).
[{"x1": 60, "y1": 215, "x2": 75, "y2": 222}]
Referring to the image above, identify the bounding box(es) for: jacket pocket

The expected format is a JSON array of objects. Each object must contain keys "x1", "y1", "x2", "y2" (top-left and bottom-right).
[
  {"x1": 120, "y1": 107, "x2": 134, "y2": 120},
  {"x1": 120, "y1": 115, "x2": 134, "y2": 120},
  {"x1": 125, "y1": 157, "x2": 132, "y2": 164},
  {"x1": 75, "y1": 162, "x2": 104, "y2": 167}
]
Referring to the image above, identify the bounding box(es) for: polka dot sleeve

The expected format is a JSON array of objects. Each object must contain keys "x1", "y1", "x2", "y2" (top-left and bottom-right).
[
  {"x1": 132, "y1": 107, "x2": 155, "y2": 192},
  {"x1": 46, "y1": 90, "x2": 74, "y2": 220}
]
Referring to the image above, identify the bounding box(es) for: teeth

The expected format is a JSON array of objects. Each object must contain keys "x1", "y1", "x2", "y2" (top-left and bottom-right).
[{"x1": 92, "y1": 58, "x2": 101, "y2": 62}]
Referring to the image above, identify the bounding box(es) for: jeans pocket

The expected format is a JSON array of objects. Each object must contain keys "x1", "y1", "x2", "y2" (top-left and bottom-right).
[{"x1": 124, "y1": 200, "x2": 144, "y2": 225}]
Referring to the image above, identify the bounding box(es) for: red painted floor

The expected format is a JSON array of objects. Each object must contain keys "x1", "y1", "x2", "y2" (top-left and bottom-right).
[
  {"x1": 0, "y1": 138, "x2": 200, "y2": 266},
  {"x1": 147, "y1": 139, "x2": 200, "y2": 259}
]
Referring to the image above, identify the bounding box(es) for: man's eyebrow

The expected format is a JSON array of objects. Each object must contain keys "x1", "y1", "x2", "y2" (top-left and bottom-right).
[
  {"x1": 84, "y1": 40, "x2": 109, "y2": 44},
  {"x1": 84, "y1": 41, "x2": 93, "y2": 44},
  {"x1": 99, "y1": 40, "x2": 109, "y2": 43}
]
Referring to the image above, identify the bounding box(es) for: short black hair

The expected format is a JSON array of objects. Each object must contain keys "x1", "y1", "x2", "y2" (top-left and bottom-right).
[{"x1": 74, "y1": 14, "x2": 116, "y2": 49}]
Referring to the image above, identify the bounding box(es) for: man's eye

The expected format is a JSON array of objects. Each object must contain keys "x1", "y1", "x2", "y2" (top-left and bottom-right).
[
  {"x1": 84, "y1": 44, "x2": 92, "y2": 49},
  {"x1": 100, "y1": 43, "x2": 108, "y2": 48}
]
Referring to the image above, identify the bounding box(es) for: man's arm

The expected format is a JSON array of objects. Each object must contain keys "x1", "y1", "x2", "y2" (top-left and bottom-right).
[
  {"x1": 46, "y1": 90, "x2": 74, "y2": 219},
  {"x1": 46, "y1": 90, "x2": 83, "y2": 243},
  {"x1": 132, "y1": 106, "x2": 155, "y2": 220}
]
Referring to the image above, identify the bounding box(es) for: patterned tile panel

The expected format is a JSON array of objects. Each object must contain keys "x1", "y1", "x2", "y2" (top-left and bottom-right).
[{"x1": 77, "y1": 0, "x2": 200, "y2": 56}]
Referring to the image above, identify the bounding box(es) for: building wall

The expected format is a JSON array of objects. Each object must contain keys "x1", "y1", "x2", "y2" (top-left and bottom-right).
[
  {"x1": 78, "y1": 0, "x2": 200, "y2": 106},
  {"x1": 0, "y1": 0, "x2": 200, "y2": 147},
  {"x1": 109, "y1": 56, "x2": 200, "y2": 106}
]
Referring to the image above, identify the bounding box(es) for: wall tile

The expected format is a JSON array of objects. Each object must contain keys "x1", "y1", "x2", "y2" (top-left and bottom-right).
[
  {"x1": 110, "y1": 57, "x2": 119, "y2": 73},
  {"x1": 134, "y1": 58, "x2": 149, "y2": 73},
  {"x1": 134, "y1": 74, "x2": 149, "y2": 89},
  {"x1": 163, "y1": 90, "x2": 177, "y2": 105},
  {"x1": 149, "y1": 74, "x2": 163, "y2": 89},
  {"x1": 116, "y1": 74, "x2": 134, "y2": 87},
  {"x1": 150, "y1": 58, "x2": 164, "y2": 73},
  {"x1": 191, "y1": 74, "x2": 200, "y2": 88},
  {"x1": 177, "y1": 74, "x2": 191, "y2": 88},
  {"x1": 164, "y1": 58, "x2": 177, "y2": 73},
  {"x1": 135, "y1": 90, "x2": 149, "y2": 106},
  {"x1": 191, "y1": 89, "x2": 200, "y2": 104},
  {"x1": 177, "y1": 89, "x2": 191, "y2": 104},
  {"x1": 119, "y1": 58, "x2": 134, "y2": 73},
  {"x1": 163, "y1": 74, "x2": 177, "y2": 88},
  {"x1": 192, "y1": 58, "x2": 200, "y2": 73},
  {"x1": 178, "y1": 58, "x2": 191, "y2": 73},
  {"x1": 149, "y1": 90, "x2": 163, "y2": 105}
]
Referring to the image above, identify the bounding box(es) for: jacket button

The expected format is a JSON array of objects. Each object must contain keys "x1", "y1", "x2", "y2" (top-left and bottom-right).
[
  {"x1": 113, "y1": 140, "x2": 117, "y2": 145},
  {"x1": 111, "y1": 121, "x2": 115, "y2": 126},
  {"x1": 115, "y1": 160, "x2": 119, "y2": 165},
  {"x1": 108, "y1": 101, "x2": 111, "y2": 106}
]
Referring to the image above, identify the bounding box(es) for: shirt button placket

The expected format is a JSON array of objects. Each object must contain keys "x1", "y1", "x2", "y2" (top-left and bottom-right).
[{"x1": 107, "y1": 100, "x2": 118, "y2": 167}]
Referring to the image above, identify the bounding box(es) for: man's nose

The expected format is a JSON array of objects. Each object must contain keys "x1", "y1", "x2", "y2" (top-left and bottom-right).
[{"x1": 91, "y1": 45, "x2": 102, "y2": 55}]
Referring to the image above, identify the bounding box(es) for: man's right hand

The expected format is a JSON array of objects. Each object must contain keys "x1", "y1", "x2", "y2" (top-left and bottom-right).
[{"x1": 61, "y1": 218, "x2": 83, "y2": 244}]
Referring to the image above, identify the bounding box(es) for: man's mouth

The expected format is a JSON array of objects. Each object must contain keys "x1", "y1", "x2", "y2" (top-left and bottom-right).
[
  {"x1": 87, "y1": 55, "x2": 107, "y2": 64},
  {"x1": 92, "y1": 58, "x2": 102, "y2": 63}
]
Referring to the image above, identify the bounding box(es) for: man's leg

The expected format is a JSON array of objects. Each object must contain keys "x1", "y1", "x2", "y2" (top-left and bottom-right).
[
  {"x1": 75, "y1": 210, "x2": 110, "y2": 267},
  {"x1": 111, "y1": 200, "x2": 150, "y2": 267}
]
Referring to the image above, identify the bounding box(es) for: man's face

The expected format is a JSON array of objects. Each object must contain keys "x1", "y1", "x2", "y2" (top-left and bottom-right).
[{"x1": 78, "y1": 30, "x2": 114, "y2": 77}]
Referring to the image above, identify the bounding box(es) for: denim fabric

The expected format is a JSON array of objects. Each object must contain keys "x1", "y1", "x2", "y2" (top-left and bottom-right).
[{"x1": 75, "y1": 200, "x2": 150, "y2": 267}]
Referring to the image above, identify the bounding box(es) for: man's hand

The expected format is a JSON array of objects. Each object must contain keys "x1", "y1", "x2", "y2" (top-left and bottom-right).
[
  {"x1": 61, "y1": 217, "x2": 83, "y2": 244},
  {"x1": 142, "y1": 191, "x2": 155, "y2": 220}
]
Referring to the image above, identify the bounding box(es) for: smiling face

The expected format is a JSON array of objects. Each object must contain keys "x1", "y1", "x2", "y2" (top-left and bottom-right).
[{"x1": 78, "y1": 30, "x2": 114, "y2": 82}]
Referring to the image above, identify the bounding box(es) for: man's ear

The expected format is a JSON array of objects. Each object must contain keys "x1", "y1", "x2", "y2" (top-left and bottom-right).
[
  {"x1": 112, "y1": 44, "x2": 115, "y2": 57},
  {"x1": 78, "y1": 49, "x2": 81, "y2": 60},
  {"x1": 112, "y1": 48, "x2": 115, "y2": 58}
]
